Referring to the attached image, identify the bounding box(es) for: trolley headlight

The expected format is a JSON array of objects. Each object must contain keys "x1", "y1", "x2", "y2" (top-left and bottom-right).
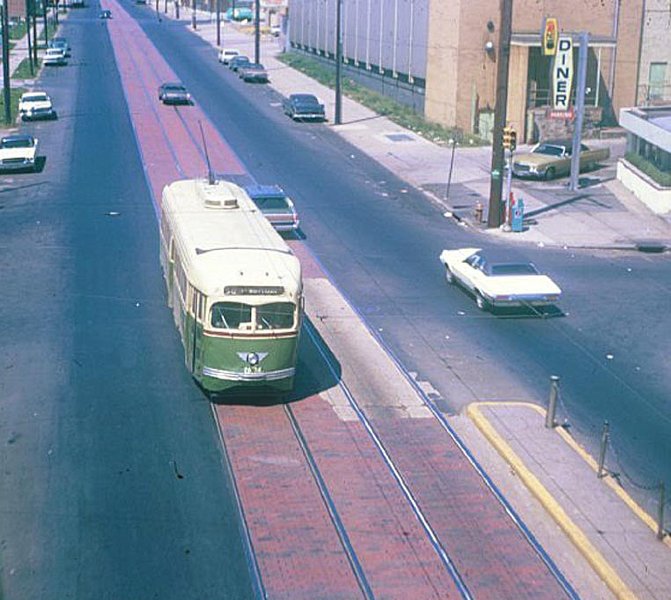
[{"x1": 247, "y1": 352, "x2": 259, "y2": 366}]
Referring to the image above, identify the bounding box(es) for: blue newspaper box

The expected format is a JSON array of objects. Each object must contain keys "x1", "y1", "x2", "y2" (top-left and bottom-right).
[{"x1": 511, "y1": 197, "x2": 525, "y2": 232}]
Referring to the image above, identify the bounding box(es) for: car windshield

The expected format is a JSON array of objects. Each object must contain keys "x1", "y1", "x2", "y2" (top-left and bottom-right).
[
  {"x1": 1, "y1": 137, "x2": 34, "y2": 148},
  {"x1": 165, "y1": 85, "x2": 186, "y2": 92},
  {"x1": 246, "y1": 64, "x2": 264, "y2": 70},
  {"x1": 533, "y1": 144, "x2": 564, "y2": 156},
  {"x1": 488, "y1": 263, "x2": 539, "y2": 276},
  {"x1": 211, "y1": 302, "x2": 295, "y2": 330},
  {"x1": 24, "y1": 94, "x2": 48, "y2": 102}
]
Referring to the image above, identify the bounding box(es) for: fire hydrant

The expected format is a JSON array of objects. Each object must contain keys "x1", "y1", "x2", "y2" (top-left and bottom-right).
[{"x1": 474, "y1": 201, "x2": 484, "y2": 223}]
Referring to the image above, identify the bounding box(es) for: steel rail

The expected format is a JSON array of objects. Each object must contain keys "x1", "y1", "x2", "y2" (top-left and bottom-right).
[
  {"x1": 302, "y1": 251, "x2": 581, "y2": 600},
  {"x1": 302, "y1": 319, "x2": 474, "y2": 600}
]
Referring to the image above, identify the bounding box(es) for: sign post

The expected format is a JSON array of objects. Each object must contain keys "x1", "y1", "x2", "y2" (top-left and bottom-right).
[{"x1": 569, "y1": 32, "x2": 590, "y2": 191}]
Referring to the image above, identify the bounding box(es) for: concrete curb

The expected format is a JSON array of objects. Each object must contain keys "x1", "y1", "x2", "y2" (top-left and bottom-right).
[{"x1": 466, "y1": 401, "x2": 637, "y2": 600}]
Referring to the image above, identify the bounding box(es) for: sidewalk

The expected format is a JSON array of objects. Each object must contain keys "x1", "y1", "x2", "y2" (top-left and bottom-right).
[{"x1": 165, "y1": 9, "x2": 671, "y2": 599}]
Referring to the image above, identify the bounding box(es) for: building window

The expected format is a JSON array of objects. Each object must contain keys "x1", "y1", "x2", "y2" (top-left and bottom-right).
[{"x1": 648, "y1": 63, "x2": 667, "y2": 100}]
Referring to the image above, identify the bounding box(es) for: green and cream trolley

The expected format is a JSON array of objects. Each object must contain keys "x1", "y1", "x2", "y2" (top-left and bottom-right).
[{"x1": 160, "y1": 178, "x2": 303, "y2": 394}]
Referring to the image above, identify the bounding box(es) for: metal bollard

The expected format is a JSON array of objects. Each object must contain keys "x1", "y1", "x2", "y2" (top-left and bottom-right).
[
  {"x1": 597, "y1": 421, "x2": 610, "y2": 478},
  {"x1": 545, "y1": 375, "x2": 559, "y2": 428},
  {"x1": 658, "y1": 481, "x2": 666, "y2": 541}
]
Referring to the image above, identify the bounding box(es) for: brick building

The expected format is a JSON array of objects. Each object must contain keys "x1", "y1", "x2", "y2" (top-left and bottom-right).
[{"x1": 287, "y1": 0, "x2": 648, "y2": 141}]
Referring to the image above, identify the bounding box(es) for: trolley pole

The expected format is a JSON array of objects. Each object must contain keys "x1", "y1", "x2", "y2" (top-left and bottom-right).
[{"x1": 487, "y1": 0, "x2": 513, "y2": 228}]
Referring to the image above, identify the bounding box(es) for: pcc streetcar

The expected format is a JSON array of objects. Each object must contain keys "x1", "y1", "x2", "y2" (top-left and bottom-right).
[{"x1": 159, "y1": 178, "x2": 303, "y2": 394}]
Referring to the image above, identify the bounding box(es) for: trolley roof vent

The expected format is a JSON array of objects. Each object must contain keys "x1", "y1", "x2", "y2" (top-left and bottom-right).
[{"x1": 200, "y1": 183, "x2": 239, "y2": 210}]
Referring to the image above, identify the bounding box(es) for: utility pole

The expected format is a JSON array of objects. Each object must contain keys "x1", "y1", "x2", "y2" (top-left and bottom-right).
[
  {"x1": 32, "y1": 6, "x2": 37, "y2": 64},
  {"x1": 215, "y1": 0, "x2": 220, "y2": 46},
  {"x1": 26, "y1": 0, "x2": 34, "y2": 75},
  {"x1": 569, "y1": 32, "x2": 589, "y2": 191},
  {"x1": 487, "y1": 0, "x2": 513, "y2": 228},
  {"x1": 254, "y1": 0, "x2": 260, "y2": 64},
  {"x1": 1, "y1": 0, "x2": 11, "y2": 124},
  {"x1": 43, "y1": 0, "x2": 48, "y2": 45},
  {"x1": 334, "y1": 0, "x2": 342, "y2": 124},
  {"x1": 191, "y1": 0, "x2": 196, "y2": 29}
]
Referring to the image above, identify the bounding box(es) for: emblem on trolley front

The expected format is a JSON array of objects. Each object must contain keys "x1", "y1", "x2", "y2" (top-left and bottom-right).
[{"x1": 237, "y1": 352, "x2": 269, "y2": 366}]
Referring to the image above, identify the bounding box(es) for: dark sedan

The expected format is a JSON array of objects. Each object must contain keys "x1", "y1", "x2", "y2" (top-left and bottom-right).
[
  {"x1": 228, "y1": 55, "x2": 252, "y2": 72},
  {"x1": 158, "y1": 83, "x2": 192, "y2": 105},
  {"x1": 239, "y1": 63, "x2": 269, "y2": 83},
  {"x1": 282, "y1": 94, "x2": 326, "y2": 121}
]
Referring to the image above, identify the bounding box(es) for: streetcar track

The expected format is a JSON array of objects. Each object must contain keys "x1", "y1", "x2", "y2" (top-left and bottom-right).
[
  {"x1": 299, "y1": 251, "x2": 581, "y2": 600},
  {"x1": 110, "y1": 7, "x2": 579, "y2": 596},
  {"x1": 297, "y1": 319, "x2": 474, "y2": 600}
]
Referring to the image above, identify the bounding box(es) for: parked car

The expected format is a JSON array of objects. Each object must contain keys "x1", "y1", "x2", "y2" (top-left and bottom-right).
[
  {"x1": 18, "y1": 91, "x2": 57, "y2": 121},
  {"x1": 0, "y1": 134, "x2": 39, "y2": 173},
  {"x1": 158, "y1": 82, "x2": 192, "y2": 105},
  {"x1": 282, "y1": 94, "x2": 326, "y2": 121},
  {"x1": 218, "y1": 48, "x2": 240, "y2": 65},
  {"x1": 512, "y1": 139, "x2": 610, "y2": 181},
  {"x1": 223, "y1": 7, "x2": 253, "y2": 21},
  {"x1": 244, "y1": 184, "x2": 299, "y2": 232},
  {"x1": 270, "y1": 24, "x2": 281, "y2": 37},
  {"x1": 43, "y1": 47, "x2": 67, "y2": 66},
  {"x1": 239, "y1": 63, "x2": 269, "y2": 83},
  {"x1": 439, "y1": 248, "x2": 562, "y2": 312},
  {"x1": 99, "y1": 9, "x2": 112, "y2": 18},
  {"x1": 49, "y1": 37, "x2": 70, "y2": 56},
  {"x1": 228, "y1": 55, "x2": 251, "y2": 72}
]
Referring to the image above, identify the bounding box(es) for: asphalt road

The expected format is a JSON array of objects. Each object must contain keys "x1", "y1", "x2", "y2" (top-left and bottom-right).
[
  {"x1": 1, "y1": 3, "x2": 669, "y2": 597},
  {"x1": 132, "y1": 7, "x2": 671, "y2": 510},
  {"x1": 0, "y1": 9, "x2": 256, "y2": 599}
]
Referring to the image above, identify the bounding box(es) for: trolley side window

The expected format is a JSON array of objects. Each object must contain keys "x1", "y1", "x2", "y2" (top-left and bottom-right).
[
  {"x1": 256, "y1": 302, "x2": 295, "y2": 330},
  {"x1": 211, "y1": 302, "x2": 252, "y2": 330}
]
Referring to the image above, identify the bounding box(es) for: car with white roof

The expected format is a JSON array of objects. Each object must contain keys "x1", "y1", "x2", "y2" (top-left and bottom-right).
[
  {"x1": 0, "y1": 134, "x2": 39, "y2": 173},
  {"x1": 43, "y1": 47, "x2": 67, "y2": 66},
  {"x1": 439, "y1": 247, "x2": 561, "y2": 311},
  {"x1": 218, "y1": 48, "x2": 240, "y2": 65},
  {"x1": 18, "y1": 91, "x2": 57, "y2": 121}
]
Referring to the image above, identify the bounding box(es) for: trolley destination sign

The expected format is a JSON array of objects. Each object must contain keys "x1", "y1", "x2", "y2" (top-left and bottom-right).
[{"x1": 224, "y1": 285, "x2": 285, "y2": 296}]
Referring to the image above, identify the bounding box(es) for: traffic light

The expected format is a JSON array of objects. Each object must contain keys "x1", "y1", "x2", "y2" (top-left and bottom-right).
[{"x1": 503, "y1": 126, "x2": 517, "y2": 152}]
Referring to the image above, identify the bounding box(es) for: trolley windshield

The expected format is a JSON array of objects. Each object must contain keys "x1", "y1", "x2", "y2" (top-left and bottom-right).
[{"x1": 211, "y1": 301, "x2": 296, "y2": 331}]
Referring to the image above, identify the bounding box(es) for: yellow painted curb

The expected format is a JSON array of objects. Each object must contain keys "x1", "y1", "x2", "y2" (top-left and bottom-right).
[{"x1": 467, "y1": 402, "x2": 637, "y2": 600}]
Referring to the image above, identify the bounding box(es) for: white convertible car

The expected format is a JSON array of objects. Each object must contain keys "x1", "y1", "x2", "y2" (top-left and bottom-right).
[{"x1": 439, "y1": 248, "x2": 561, "y2": 311}]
